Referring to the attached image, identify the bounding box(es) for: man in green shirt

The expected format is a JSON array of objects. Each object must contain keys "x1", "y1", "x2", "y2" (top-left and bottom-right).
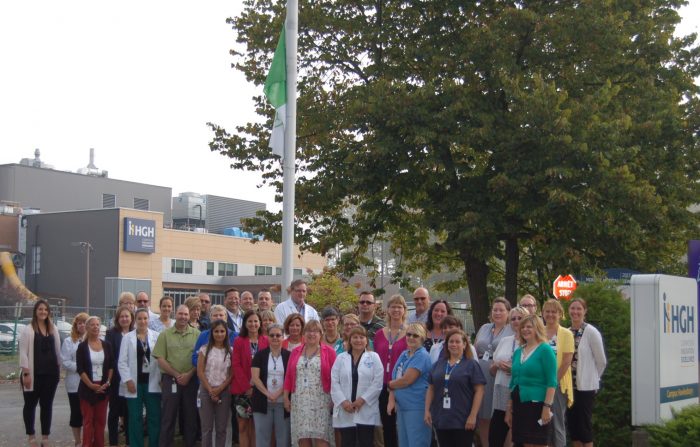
[{"x1": 153, "y1": 304, "x2": 200, "y2": 447}]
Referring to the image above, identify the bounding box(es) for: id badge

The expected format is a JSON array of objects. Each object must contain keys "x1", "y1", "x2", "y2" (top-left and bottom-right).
[
  {"x1": 386, "y1": 362, "x2": 390, "y2": 373},
  {"x1": 483, "y1": 351, "x2": 491, "y2": 361},
  {"x1": 302, "y1": 377, "x2": 309, "y2": 388},
  {"x1": 443, "y1": 397, "x2": 451, "y2": 409},
  {"x1": 171, "y1": 381, "x2": 177, "y2": 393}
]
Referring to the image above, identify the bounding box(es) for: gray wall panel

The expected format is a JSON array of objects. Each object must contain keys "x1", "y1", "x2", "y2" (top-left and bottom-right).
[
  {"x1": 26, "y1": 209, "x2": 121, "y2": 310},
  {"x1": 0, "y1": 164, "x2": 172, "y2": 222},
  {"x1": 205, "y1": 194, "x2": 265, "y2": 234}
]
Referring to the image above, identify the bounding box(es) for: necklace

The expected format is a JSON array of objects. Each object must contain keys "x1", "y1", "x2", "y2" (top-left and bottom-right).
[
  {"x1": 303, "y1": 347, "x2": 319, "y2": 368},
  {"x1": 324, "y1": 333, "x2": 339, "y2": 345}
]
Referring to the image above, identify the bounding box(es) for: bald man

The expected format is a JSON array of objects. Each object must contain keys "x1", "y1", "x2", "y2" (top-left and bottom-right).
[{"x1": 408, "y1": 287, "x2": 431, "y2": 324}]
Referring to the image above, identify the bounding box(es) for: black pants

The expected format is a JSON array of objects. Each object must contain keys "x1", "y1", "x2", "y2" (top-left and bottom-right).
[
  {"x1": 436, "y1": 428, "x2": 474, "y2": 447},
  {"x1": 489, "y1": 409, "x2": 510, "y2": 447},
  {"x1": 340, "y1": 424, "x2": 374, "y2": 446},
  {"x1": 159, "y1": 374, "x2": 198, "y2": 447},
  {"x1": 108, "y1": 391, "x2": 128, "y2": 445},
  {"x1": 379, "y1": 386, "x2": 398, "y2": 447},
  {"x1": 23, "y1": 374, "x2": 59, "y2": 436},
  {"x1": 68, "y1": 392, "x2": 83, "y2": 428}
]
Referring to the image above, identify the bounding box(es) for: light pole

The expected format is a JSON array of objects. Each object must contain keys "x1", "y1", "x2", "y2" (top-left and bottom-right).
[{"x1": 72, "y1": 242, "x2": 93, "y2": 313}]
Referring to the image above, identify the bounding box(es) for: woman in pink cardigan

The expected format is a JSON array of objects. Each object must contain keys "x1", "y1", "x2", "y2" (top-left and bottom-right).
[
  {"x1": 231, "y1": 310, "x2": 269, "y2": 447},
  {"x1": 284, "y1": 319, "x2": 337, "y2": 447}
]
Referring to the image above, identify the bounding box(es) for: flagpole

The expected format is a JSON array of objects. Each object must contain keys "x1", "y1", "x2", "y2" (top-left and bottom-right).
[{"x1": 280, "y1": 0, "x2": 297, "y2": 300}]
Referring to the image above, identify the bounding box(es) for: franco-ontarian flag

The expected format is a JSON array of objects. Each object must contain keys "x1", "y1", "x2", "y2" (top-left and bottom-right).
[{"x1": 264, "y1": 27, "x2": 287, "y2": 159}]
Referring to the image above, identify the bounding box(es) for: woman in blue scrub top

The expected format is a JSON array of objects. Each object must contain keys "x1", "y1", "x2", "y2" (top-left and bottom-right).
[{"x1": 387, "y1": 323, "x2": 432, "y2": 447}]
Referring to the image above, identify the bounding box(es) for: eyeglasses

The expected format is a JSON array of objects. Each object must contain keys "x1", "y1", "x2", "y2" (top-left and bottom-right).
[
  {"x1": 268, "y1": 333, "x2": 283, "y2": 338},
  {"x1": 359, "y1": 300, "x2": 374, "y2": 305},
  {"x1": 406, "y1": 333, "x2": 421, "y2": 339},
  {"x1": 414, "y1": 297, "x2": 428, "y2": 301},
  {"x1": 510, "y1": 316, "x2": 522, "y2": 321}
]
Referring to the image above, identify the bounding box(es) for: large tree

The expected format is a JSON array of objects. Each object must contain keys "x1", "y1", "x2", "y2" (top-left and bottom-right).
[{"x1": 210, "y1": 0, "x2": 700, "y2": 326}]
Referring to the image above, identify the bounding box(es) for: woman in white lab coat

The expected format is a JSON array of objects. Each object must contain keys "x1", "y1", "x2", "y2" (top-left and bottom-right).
[{"x1": 330, "y1": 326, "x2": 384, "y2": 446}]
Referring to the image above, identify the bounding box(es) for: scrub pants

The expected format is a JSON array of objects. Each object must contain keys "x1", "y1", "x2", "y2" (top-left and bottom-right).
[
  {"x1": 126, "y1": 383, "x2": 161, "y2": 447},
  {"x1": 397, "y1": 408, "x2": 430, "y2": 447}
]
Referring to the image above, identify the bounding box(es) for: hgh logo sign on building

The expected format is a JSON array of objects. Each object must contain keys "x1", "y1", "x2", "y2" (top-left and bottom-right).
[
  {"x1": 124, "y1": 217, "x2": 156, "y2": 253},
  {"x1": 663, "y1": 293, "x2": 696, "y2": 334}
]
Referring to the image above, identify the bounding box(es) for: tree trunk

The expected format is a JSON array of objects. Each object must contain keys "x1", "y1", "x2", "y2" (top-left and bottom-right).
[
  {"x1": 464, "y1": 255, "x2": 490, "y2": 329},
  {"x1": 504, "y1": 236, "x2": 519, "y2": 307}
]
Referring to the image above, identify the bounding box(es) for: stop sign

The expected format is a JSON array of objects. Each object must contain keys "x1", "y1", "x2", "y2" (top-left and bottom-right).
[{"x1": 553, "y1": 274, "x2": 577, "y2": 300}]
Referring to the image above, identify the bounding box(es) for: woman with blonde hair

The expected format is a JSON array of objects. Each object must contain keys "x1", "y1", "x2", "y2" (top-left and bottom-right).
[
  {"x1": 62, "y1": 312, "x2": 89, "y2": 447},
  {"x1": 542, "y1": 298, "x2": 574, "y2": 447},
  {"x1": 78, "y1": 316, "x2": 115, "y2": 447},
  {"x1": 184, "y1": 296, "x2": 203, "y2": 329},
  {"x1": 387, "y1": 322, "x2": 432, "y2": 447},
  {"x1": 505, "y1": 314, "x2": 556, "y2": 447},
  {"x1": 489, "y1": 305, "x2": 530, "y2": 447},
  {"x1": 259, "y1": 310, "x2": 276, "y2": 335},
  {"x1": 373, "y1": 295, "x2": 407, "y2": 447}
]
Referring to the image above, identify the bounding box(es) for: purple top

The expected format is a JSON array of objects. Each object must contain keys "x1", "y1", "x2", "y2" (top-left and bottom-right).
[{"x1": 374, "y1": 329, "x2": 408, "y2": 384}]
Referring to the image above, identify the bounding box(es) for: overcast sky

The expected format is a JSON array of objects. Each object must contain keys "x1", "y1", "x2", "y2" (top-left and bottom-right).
[{"x1": 1, "y1": 1, "x2": 698, "y2": 213}]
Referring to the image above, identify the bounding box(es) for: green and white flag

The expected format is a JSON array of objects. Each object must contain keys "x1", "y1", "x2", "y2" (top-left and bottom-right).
[{"x1": 264, "y1": 27, "x2": 286, "y2": 159}]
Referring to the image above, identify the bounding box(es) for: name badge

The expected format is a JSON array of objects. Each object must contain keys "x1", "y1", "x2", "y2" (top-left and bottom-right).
[
  {"x1": 386, "y1": 363, "x2": 390, "y2": 373},
  {"x1": 482, "y1": 351, "x2": 490, "y2": 361},
  {"x1": 443, "y1": 397, "x2": 451, "y2": 409},
  {"x1": 171, "y1": 381, "x2": 177, "y2": 393}
]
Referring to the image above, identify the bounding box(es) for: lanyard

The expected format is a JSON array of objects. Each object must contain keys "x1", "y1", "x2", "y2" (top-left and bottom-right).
[
  {"x1": 386, "y1": 327, "x2": 403, "y2": 373},
  {"x1": 444, "y1": 359, "x2": 461, "y2": 396},
  {"x1": 303, "y1": 348, "x2": 319, "y2": 368},
  {"x1": 271, "y1": 353, "x2": 281, "y2": 371},
  {"x1": 250, "y1": 341, "x2": 258, "y2": 358},
  {"x1": 487, "y1": 324, "x2": 504, "y2": 352}
]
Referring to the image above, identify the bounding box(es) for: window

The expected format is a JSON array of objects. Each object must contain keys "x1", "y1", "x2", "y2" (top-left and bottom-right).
[
  {"x1": 275, "y1": 267, "x2": 303, "y2": 276},
  {"x1": 294, "y1": 268, "x2": 303, "y2": 276},
  {"x1": 102, "y1": 193, "x2": 116, "y2": 208},
  {"x1": 31, "y1": 246, "x2": 41, "y2": 274},
  {"x1": 206, "y1": 262, "x2": 215, "y2": 276},
  {"x1": 255, "y1": 265, "x2": 273, "y2": 276},
  {"x1": 276, "y1": 267, "x2": 282, "y2": 276},
  {"x1": 218, "y1": 263, "x2": 237, "y2": 276},
  {"x1": 170, "y1": 259, "x2": 192, "y2": 274},
  {"x1": 134, "y1": 198, "x2": 149, "y2": 210}
]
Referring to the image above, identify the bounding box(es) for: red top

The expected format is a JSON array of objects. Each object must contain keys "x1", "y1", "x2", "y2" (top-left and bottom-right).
[
  {"x1": 374, "y1": 329, "x2": 408, "y2": 384},
  {"x1": 283, "y1": 343, "x2": 336, "y2": 393},
  {"x1": 230, "y1": 335, "x2": 269, "y2": 394}
]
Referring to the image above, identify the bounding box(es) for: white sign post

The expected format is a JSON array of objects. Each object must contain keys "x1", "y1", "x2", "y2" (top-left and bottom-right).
[{"x1": 631, "y1": 274, "x2": 698, "y2": 425}]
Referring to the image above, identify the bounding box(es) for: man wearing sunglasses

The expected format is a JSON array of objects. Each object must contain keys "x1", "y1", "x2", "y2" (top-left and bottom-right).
[
  {"x1": 358, "y1": 291, "x2": 385, "y2": 341},
  {"x1": 408, "y1": 287, "x2": 431, "y2": 324},
  {"x1": 136, "y1": 291, "x2": 159, "y2": 321}
]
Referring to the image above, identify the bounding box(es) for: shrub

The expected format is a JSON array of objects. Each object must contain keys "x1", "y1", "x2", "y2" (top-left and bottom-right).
[
  {"x1": 645, "y1": 404, "x2": 700, "y2": 446},
  {"x1": 305, "y1": 271, "x2": 359, "y2": 315},
  {"x1": 568, "y1": 282, "x2": 632, "y2": 446}
]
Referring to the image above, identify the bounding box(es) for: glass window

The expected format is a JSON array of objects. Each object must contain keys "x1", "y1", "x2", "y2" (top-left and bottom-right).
[
  {"x1": 218, "y1": 263, "x2": 237, "y2": 276},
  {"x1": 255, "y1": 265, "x2": 273, "y2": 276},
  {"x1": 206, "y1": 262, "x2": 215, "y2": 276},
  {"x1": 170, "y1": 258, "x2": 192, "y2": 274}
]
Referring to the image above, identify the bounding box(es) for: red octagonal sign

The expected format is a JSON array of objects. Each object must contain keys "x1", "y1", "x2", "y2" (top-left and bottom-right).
[{"x1": 553, "y1": 274, "x2": 577, "y2": 300}]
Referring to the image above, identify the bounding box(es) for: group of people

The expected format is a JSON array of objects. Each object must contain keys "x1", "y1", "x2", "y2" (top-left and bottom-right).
[{"x1": 19, "y1": 281, "x2": 606, "y2": 447}]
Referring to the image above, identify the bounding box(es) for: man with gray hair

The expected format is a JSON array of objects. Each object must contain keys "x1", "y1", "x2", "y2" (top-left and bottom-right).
[{"x1": 274, "y1": 279, "x2": 319, "y2": 323}]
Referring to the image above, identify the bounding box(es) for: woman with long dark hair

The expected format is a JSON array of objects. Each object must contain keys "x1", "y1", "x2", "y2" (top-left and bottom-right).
[
  {"x1": 20, "y1": 299, "x2": 62, "y2": 447},
  {"x1": 62, "y1": 312, "x2": 89, "y2": 447},
  {"x1": 78, "y1": 316, "x2": 115, "y2": 447},
  {"x1": 231, "y1": 310, "x2": 269, "y2": 447},
  {"x1": 197, "y1": 319, "x2": 233, "y2": 447},
  {"x1": 106, "y1": 305, "x2": 134, "y2": 447},
  {"x1": 423, "y1": 300, "x2": 453, "y2": 352}
]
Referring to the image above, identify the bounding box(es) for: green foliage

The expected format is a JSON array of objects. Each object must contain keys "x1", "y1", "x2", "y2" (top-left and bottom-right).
[
  {"x1": 212, "y1": 1, "x2": 700, "y2": 328},
  {"x1": 305, "y1": 271, "x2": 358, "y2": 315},
  {"x1": 568, "y1": 282, "x2": 631, "y2": 446},
  {"x1": 645, "y1": 405, "x2": 700, "y2": 447}
]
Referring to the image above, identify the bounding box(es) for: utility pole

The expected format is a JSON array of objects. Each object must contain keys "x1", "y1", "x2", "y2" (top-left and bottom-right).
[{"x1": 72, "y1": 242, "x2": 93, "y2": 313}]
